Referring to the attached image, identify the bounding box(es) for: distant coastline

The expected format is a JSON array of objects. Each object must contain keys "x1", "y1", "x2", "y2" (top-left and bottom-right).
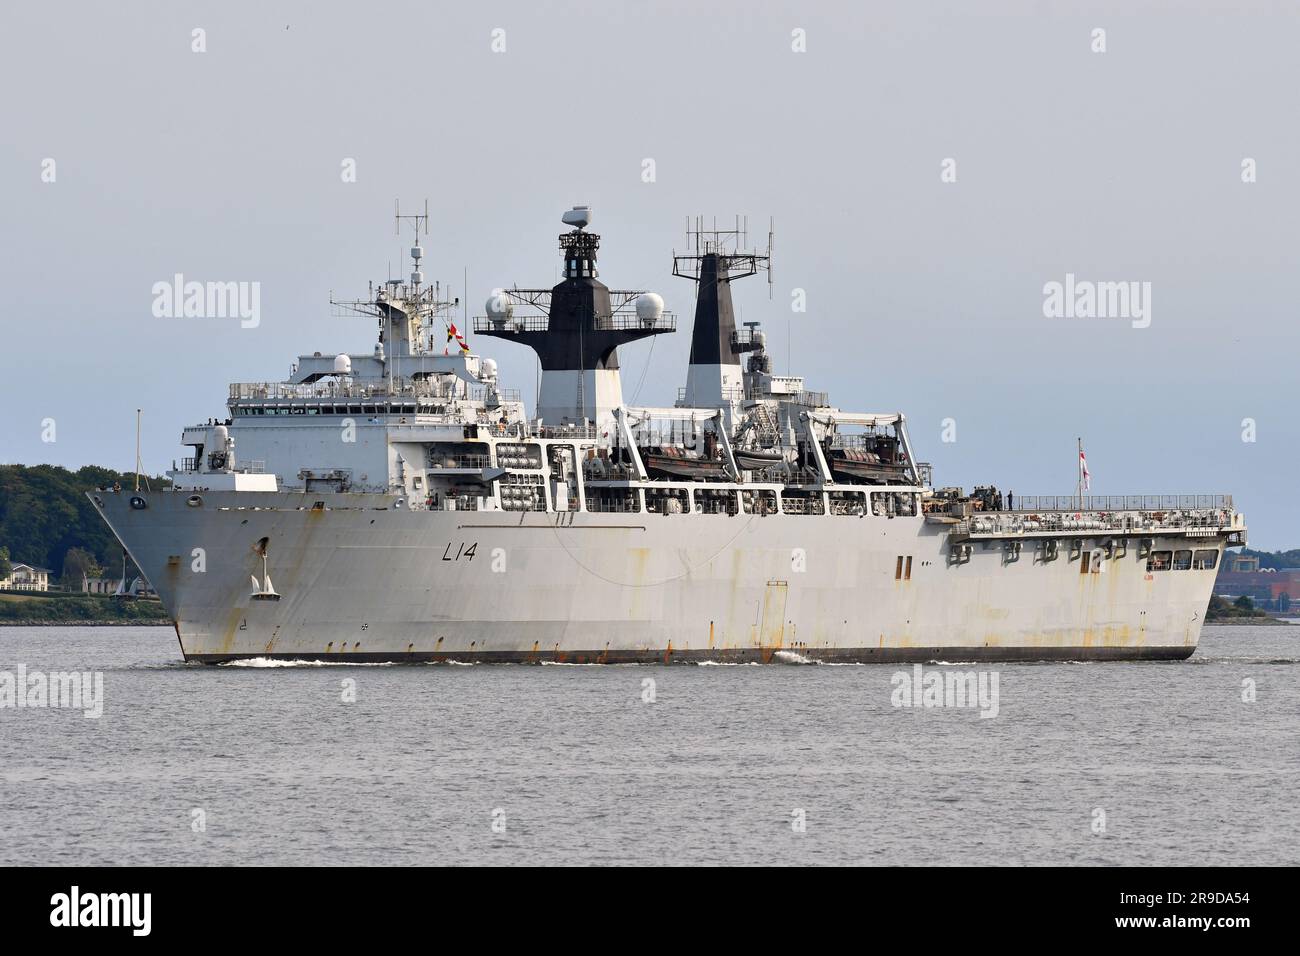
[
  {"x1": 0, "y1": 619, "x2": 172, "y2": 627},
  {"x1": 0, "y1": 590, "x2": 170, "y2": 628},
  {"x1": 1205, "y1": 616, "x2": 1292, "y2": 626}
]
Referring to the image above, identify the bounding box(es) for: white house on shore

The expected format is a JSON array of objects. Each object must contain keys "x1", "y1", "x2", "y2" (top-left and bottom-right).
[
  {"x1": 1, "y1": 563, "x2": 53, "y2": 591},
  {"x1": 83, "y1": 573, "x2": 121, "y2": 595}
]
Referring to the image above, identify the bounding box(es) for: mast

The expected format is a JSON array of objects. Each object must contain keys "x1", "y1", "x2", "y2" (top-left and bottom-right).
[
  {"x1": 474, "y1": 206, "x2": 675, "y2": 431},
  {"x1": 330, "y1": 200, "x2": 459, "y2": 376},
  {"x1": 673, "y1": 215, "x2": 772, "y2": 424}
]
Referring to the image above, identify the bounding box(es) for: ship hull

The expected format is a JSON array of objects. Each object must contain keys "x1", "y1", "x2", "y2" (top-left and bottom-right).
[{"x1": 90, "y1": 489, "x2": 1222, "y2": 664}]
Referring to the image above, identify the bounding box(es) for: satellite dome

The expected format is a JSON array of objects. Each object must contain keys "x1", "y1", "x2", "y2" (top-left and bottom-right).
[
  {"x1": 481, "y1": 358, "x2": 498, "y2": 380},
  {"x1": 635, "y1": 292, "x2": 664, "y2": 328},
  {"x1": 333, "y1": 353, "x2": 352, "y2": 375},
  {"x1": 486, "y1": 290, "x2": 514, "y2": 327}
]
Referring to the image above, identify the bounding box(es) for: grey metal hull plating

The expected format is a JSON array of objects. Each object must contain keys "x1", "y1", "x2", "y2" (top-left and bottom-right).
[{"x1": 91, "y1": 490, "x2": 1221, "y2": 664}]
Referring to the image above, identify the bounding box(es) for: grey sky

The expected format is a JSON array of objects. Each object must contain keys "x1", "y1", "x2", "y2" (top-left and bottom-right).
[{"x1": 2, "y1": 1, "x2": 1297, "y2": 547}]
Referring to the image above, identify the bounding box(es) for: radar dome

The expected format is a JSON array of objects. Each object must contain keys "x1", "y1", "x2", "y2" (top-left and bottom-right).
[
  {"x1": 486, "y1": 290, "x2": 514, "y2": 327},
  {"x1": 635, "y1": 292, "x2": 664, "y2": 328},
  {"x1": 481, "y1": 358, "x2": 498, "y2": 380},
  {"x1": 333, "y1": 353, "x2": 353, "y2": 375}
]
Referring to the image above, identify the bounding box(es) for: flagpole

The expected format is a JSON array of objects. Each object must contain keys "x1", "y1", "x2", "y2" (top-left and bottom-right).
[
  {"x1": 1076, "y1": 436, "x2": 1083, "y2": 511},
  {"x1": 135, "y1": 408, "x2": 142, "y2": 492}
]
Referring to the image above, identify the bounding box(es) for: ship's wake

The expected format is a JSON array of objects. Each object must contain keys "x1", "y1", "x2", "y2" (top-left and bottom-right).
[
  {"x1": 219, "y1": 657, "x2": 398, "y2": 668},
  {"x1": 770, "y1": 650, "x2": 863, "y2": 666},
  {"x1": 695, "y1": 660, "x2": 761, "y2": 667}
]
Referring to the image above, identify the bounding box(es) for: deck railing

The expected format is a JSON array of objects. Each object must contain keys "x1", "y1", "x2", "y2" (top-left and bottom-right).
[
  {"x1": 529, "y1": 423, "x2": 598, "y2": 439},
  {"x1": 1005, "y1": 494, "x2": 1233, "y2": 513},
  {"x1": 951, "y1": 501, "x2": 1240, "y2": 539},
  {"x1": 474, "y1": 313, "x2": 676, "y2": 335},
  {"x1": 229, "y1": 378, "x2": 449, "y2": 401}
]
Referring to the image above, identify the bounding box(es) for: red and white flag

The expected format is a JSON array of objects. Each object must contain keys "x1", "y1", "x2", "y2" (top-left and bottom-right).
[
  {"x1": 445, "y1": 322, "x2": 469, "y2": 355},
  {"x1": 1079, "y1": 445, "x2": 1091, "y2": 491}
]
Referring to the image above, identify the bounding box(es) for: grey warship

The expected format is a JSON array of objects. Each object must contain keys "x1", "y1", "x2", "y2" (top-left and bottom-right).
[{"x1": 89, "y1": 206, "x2": 1247, "y2": 663}]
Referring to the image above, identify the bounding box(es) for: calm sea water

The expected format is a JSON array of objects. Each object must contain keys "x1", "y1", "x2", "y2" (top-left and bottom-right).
[{"x1": 1, "y1": 625, "x2": 1296, "y2": 866}]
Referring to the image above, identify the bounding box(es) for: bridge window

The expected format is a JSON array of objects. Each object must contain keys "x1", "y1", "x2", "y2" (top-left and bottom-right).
[
  {"x1": 1147, "y1": 550, "x2": 1172, "y2": 572},
  {"x1": 1193, "y1": 549, "x2": 1218, "y2": 570}
]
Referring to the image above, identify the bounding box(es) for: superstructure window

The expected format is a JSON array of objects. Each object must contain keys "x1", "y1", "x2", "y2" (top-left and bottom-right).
[
  {"x1": 584, "y1": 487, "x2": 641, "y2": 513},
  {"x1": 646, "y1": 488, "x2": 689, "y2": 515},
  {"x1": 1147, "y1": 551, "x2": 1172, "y2": 572},
  {"x1": 871, "y1": 492, "x2": 917, "y2": 517},
  {"x1": 696, "y1": 489, "x2": 738, "y2": 515},
  {"x1": 1173, "y1": 550, "x2": 1193, "y2": 571},
  {"x1": 495, "y1": 443, "x2": 543, "y2": 470},
  {"x1": 780, "y1": 490, "x2": 825, "y2": 515},
  {"x1": 1193, "y1": 549, "x2": 1218, "y2": 570},
  {"x1": 829, "y1": 491, "x2": 866, "y2": 515}
]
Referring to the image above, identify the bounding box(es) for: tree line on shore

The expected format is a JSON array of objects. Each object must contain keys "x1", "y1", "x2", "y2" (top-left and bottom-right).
[
  {"x1": 1228, "y1": 546, "x2": 1300, "y2": 570},
  {"x1": 0, "y1": 464, "x2": 170, "y2": 588}
]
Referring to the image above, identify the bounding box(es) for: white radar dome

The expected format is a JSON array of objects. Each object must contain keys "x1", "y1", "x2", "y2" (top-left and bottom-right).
[
  {"x1": 635, "y1": 292, "x2": 664, "y2": 328},
  {"x1": 481, "y1": 358, "x2": 498, "y2": 380},
  {"x1": 333, "y1": 353, "x2": 353, "y2": 375},
  {"x1": 486, "y1": 290, "x2": 514, "y2": 327}
]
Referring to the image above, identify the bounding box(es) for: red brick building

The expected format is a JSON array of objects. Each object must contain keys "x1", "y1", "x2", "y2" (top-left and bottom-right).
[{"x1": 1215, "y1": 555, "x2": 1300, "y2": 609}]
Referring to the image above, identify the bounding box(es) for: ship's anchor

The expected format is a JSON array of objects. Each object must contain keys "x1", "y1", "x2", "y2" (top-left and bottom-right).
[{"x1": 250, "y1": 537, "x2": 280, "y2": 602}]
